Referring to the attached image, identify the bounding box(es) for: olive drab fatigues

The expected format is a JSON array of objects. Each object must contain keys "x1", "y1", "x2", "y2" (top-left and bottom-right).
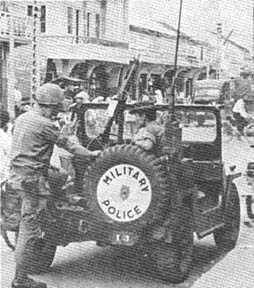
[
  {"x1": 133, "y1": 121, "x2": 164, "y2": 155},
  {"x1": 9, "y1": 108, "x2": 80, "y2": 273}
]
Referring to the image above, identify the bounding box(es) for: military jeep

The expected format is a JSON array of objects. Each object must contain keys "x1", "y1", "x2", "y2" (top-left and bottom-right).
[
  {"x1": 64, "y1": 102, "x2": 240, "y2": 283},
  {"x1": 1, "y1": 102, "x2": 241, "y2": 283}
]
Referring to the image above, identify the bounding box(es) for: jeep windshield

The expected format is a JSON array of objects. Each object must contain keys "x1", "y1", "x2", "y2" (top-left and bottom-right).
[{"x1": 83, "y1": 103, "x2": 217, "y2": 143}]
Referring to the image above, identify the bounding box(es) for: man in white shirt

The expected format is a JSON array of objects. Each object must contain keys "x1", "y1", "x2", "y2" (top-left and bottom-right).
[
  {"x1": 154, "y1": 89, "x2": 164, "y2": 104},
  {"x1": 232, "y1": 83, "x2": 254, "y2": 135},
  {"x1": 0, "y1": 108, "x2": 12, "y2": 183},
  {"x1": 14, "y1": 83, "x2": 23, "y2": 117}
]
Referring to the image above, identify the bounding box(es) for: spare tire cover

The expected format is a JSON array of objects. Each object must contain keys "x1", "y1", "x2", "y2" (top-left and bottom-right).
[{"x1": 84, "y1": 144, "x2": 170, "y2": 232}]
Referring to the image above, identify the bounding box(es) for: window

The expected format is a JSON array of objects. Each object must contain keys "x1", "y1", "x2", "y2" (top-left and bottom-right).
[
  {"x1": 87, "y1": 12, "x2": 91, "y2": 37},
  {"x1": 40, "y1": 5, "x2": 46, "y2": 33},
  {"x1": 27, "y1": 5, "x2": 33, "y2": 16},
  {"x1": 67, "y1": 7, "x2": 73, "y2": 34},
  {"x1": 76, "y1": 10, "x2": 80, "y2": 36},
  {"x1": 95, "y1": 14, "x2": 100, "y2": 38},
  {"x1": 100, "y1": 0, "x2": 106, "y2": 36}
]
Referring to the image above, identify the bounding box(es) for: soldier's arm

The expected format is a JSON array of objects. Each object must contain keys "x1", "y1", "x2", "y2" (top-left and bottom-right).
[
  {"x1": 134, "y1": 129, "x2": 155, "y2": 151},
  {"x1": 135, "y1": 139, "x2": 154, "y2": 151},
  {"x1": 42, "y1": 123, "x2": 100, "y2": 158}
]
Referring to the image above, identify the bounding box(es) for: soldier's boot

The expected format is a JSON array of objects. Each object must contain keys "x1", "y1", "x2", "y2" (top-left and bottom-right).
[{"x1": 11, "y1": 277, "x2": 47, "y2": 288}]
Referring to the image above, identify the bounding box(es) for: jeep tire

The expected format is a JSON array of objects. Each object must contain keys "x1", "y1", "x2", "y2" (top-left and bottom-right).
[
  {"x1": 150, "y1": 204, "x2": 194, "y2": 283},
  {"x1": 213, "y1": 183, "x2": 240, "y2": 251}
]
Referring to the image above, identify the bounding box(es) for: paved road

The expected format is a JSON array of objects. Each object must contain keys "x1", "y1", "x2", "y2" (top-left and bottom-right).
[{"x1": 1, "y1": 140, "x2": 254, "y2": 288}]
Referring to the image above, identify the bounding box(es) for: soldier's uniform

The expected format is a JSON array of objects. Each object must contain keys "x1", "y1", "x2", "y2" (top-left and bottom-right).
[
  {"x1": 133, "y1": 121, "x2": 163, "y2": 154},
  {"x1": 130, "y1": 104, "x2": 163, "y2": 155},
  {"x1": 9, "y1": 84, "x2": 99, "y2": 288}
]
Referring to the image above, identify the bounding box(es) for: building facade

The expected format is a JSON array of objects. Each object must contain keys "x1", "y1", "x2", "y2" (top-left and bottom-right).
[
  {"x1": 1, "y1": 0, "x2": 253, "y2": 112},
  {"x1": 0, "y1": 1, "x2": 31, "y2": 115}
]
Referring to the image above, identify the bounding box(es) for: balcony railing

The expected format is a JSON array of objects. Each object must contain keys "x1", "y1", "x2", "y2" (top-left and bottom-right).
[
  {"x1": 39, "y1": 35, "x2": 129, "y2": 49},
  {"x1": 0, "y1": 11, "x2": 32, "y2": 41}
]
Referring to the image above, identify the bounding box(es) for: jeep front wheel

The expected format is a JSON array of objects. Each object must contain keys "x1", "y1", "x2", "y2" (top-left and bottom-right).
[
  {"x1": 213, "y1": 183, "x2": 240, "y2": 251},
  {"x1": 150, "y1": 205, "x2": 194, "y2": 283}
]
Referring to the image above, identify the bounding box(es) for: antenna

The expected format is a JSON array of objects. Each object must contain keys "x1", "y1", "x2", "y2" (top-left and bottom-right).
[
  {"x1": 170, "y1": 0, "x2": 183, "y2": 119},
  {"x1": 162, "y1": 0, "x2": 184, "y2": 157}
]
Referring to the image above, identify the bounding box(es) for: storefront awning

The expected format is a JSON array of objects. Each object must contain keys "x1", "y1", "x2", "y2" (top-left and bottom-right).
[{"x1": 42, "y1": 43, "x2": 131, "y2": 65}]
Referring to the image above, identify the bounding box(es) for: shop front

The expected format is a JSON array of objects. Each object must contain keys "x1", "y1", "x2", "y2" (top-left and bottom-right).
[{"x1": 41, "y1": 42, "x2": 130, "y2": 101}]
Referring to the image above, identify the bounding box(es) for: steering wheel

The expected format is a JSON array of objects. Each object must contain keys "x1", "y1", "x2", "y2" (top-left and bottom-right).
[
  {"x1": 86, "y1": 133, "x2": 132, "y2": 150},
  {"x1": 86, "y1": 133, "x2": 119, "y2": 150}
]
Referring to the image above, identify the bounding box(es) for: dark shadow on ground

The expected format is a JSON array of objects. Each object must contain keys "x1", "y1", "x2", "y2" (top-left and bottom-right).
[{"x1": 41, "y1": 238, "x2": 228, "y2": 288}]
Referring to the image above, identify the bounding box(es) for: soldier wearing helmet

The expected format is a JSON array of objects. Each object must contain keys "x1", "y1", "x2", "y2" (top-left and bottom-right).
[
  {"x1": 9, "y1": 83, "x2": 100, "y2": 288},
  {"x1": 232, "y1": 80, "x2": 254, "y2": 135}
]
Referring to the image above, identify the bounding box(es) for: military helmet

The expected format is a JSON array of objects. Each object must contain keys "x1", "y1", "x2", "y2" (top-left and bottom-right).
[{"x1": 36, "y1": 83, "x2": 65, "y2": 106}]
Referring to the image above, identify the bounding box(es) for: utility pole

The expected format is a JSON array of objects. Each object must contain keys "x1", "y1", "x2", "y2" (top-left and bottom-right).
[
  {"x1": 253, "y1": 0, "x2": 254, "y2": 76},
  {"x1": 31, "y1": 0, "x2": 40, "y2": 103},
  {"x1": 216, "y1": 22, "x2": 222, "y2": 79}
]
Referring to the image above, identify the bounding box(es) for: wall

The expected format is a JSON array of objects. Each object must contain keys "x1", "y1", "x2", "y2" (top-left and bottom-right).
[
  {"x1": 104, "y1": 0, "x2": 128, "y2": 43},
  {"x1": 129, "y1": 29, "x2": 207, "y2": 67}
]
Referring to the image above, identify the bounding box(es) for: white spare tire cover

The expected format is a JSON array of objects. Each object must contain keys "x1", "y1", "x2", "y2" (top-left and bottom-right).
[{"x1": 97, "y1": 164, "x2": 152, "y2": 222}]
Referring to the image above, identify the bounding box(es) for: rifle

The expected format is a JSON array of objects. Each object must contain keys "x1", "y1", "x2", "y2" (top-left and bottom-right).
[{"x1": 101, "y1": 55, "x2": 140, "y2": 144}]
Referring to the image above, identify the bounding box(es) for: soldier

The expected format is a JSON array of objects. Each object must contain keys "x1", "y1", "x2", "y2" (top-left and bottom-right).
[
  {"x1": 9, "y1": 83, "x2": 100, "y2": 288},
  {"x1": 129, "y1": 103, "x2": 163, "y2": 154}
]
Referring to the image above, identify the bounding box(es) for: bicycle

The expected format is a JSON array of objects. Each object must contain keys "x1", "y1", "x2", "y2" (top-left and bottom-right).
[{"x1": 222, "y1": 116, "x2": 242, "y2": 143}]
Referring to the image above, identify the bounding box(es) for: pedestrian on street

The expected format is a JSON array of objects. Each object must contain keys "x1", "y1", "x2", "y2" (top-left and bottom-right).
[
  {"x1": 232, "y1": 82, "x2": 254, "y2": 135},
  {"x1": 154, "y1": 89, "x2": 164, "y2": 104},
  {"x1": 9, "y1": 83, "x2": 100, "y2": 288},
  {"x1": 69, "y1": 91, "x2": 90, "y2": 144},
  {"x1": 70, "y1": 90, "x2": 90, "y2": 122},
  {"x1": 14, "y1": 82, "x2": 23, "y2": 118},
  {"x1": 0, "y1": 108, "x2": 12, "y2": 183}
]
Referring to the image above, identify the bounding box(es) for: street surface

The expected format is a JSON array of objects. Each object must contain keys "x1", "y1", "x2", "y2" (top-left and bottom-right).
[{"x1": 1, "y1": 140, "x2": 254, "y2": 288}]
